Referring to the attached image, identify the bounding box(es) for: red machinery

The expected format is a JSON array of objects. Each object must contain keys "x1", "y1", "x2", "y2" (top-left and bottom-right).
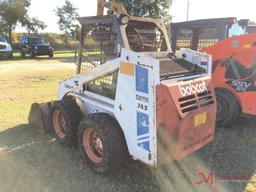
[{"x1": 171, "y1": 18, "x2": 256, "y2": 126}]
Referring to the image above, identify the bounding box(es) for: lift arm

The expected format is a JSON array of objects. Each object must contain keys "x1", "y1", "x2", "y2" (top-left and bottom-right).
[{"x1": 97, "y1": 0, "x2": 127, "y2": 16}]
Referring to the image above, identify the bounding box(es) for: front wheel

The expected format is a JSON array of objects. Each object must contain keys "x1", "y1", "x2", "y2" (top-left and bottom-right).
[
  {"x1": 51, "y1": 96, "x2": 82, "y2": 146},
  {"x1": 78, "y1": 113, "x2": 128, "y2": 175},
  {"x1": 29, "y1": 51, "x2": 35, "y2": 58},
  {"x1": 49, "y1": 53, "x2": 54, "y2": 58},
  {"x1": 7, "y1": 52, "x2": 13, "y2": 59},
  {"x1": 215, "y1": 88, "x2": 241, "y2": 127},
  {"x1": 20, "y1": 50, "x2": 25, "y2": 57}
]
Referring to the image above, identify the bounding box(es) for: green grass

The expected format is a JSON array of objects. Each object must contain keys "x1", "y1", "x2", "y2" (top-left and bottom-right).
[
  {"x1": 1, "y1": 50, "x2": 77, "y2": 63},
  {"x1": 0, "y1": 61, "x2": 85, "y2": 192},
  {"x1": 0, "y1": 63, "x2": 75, "y2": 129},
  {"x1": 0, "y1": 52, "x2": 77, "y2": 127}
]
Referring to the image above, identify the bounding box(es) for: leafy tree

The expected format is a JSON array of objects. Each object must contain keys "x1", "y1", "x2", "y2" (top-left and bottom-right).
[
  {"x1": 22, "y1": 16, "x2": 47, "y2": 35},
  {"x1": 121, "y1": 0, "x2": 172, "y2": 23},
  {"x1": 0, "y1": 17, "x2": 8, "y2": 36},
  {"x1": 55, "y1": 0, "x2": 79, "y2": 36},
  {"x1": 0, "y1": 0, "x2": 31, "y2": 44},
  {"x1": 0, "y1": 0, "x2": 46, "y2": 43}
]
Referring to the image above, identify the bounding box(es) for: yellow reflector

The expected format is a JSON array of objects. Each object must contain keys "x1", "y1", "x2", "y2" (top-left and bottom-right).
[
  {"x1": 244, "y1": 44, "x2": 251, "y2": 49},
  {"x1": 120, "y1": 62, "x2": 134, "y2": 76},
  {"x1": 194, "y1": 112, "x2": 207, "y2": 127}
]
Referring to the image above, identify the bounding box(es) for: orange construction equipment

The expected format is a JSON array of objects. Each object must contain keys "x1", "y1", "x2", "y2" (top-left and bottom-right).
[{"x1": 171, "y1": 17, "x2": 256, "y2": 126}]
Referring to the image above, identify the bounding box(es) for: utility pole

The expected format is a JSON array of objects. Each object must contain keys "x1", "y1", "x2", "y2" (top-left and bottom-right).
[{"x1": 186, "y1": 0, "x2": 190, "y2": 21}]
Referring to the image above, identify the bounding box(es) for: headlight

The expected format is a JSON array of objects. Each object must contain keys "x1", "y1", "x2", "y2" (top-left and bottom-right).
[
  {"x1": 34, "y1": 46, "x2": 38, "y2": 49},
  {"x1": 119, "y1": 14, "x2": 130, "y2": 25}
]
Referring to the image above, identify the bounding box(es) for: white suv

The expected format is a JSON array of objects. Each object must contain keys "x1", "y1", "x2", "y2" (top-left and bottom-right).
[{"x1": 0, "y1": 35, "x2": 13, "y2": 58}]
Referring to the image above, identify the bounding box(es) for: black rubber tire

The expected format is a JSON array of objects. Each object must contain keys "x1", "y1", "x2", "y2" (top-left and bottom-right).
[
  {"x1": 7, "y1": 52, "x2": 13, "y2": 59},
  {"x1": 78, "y1": 113, "x2": 128, "y2": 175},
  {"x1": 51, "y1": 96, "x2": 82, "y2": 146},
  {"x1": 49, "y1": 53, "x2": 54, "y2": 58},
  {"x1": 29, "y1": 51, "x2": 35, "y2": 58},
  {"x1": 215, "y1": 88, "x2": 241, "y2": 127},
  {"x1": 21, "y1": 51, "x2": 25, "y2": 57}
]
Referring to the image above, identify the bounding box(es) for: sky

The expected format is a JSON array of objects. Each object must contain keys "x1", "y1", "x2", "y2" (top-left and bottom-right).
[{"x1": 18, "y1": 0, "x2": 256, "y2": 33}]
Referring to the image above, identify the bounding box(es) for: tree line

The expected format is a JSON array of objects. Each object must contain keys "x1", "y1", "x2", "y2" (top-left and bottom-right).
[
  {"x1": 0, "y1": 0, "x2": 172, "y2": 45},
  {"x1": 0, "y1": 0, "x2": 46, "y2": 44}
]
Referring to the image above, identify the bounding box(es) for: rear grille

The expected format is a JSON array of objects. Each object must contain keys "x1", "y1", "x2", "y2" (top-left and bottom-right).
[
  {"x1": 198, "y1": 94, "x2": 214, "y2": 107},
  {"x1": 160, "y1": 59, "x2": 189, "y2": 79},
  {"x1": 38, "y1": 46, "x2": 49, "y2": 51},
  {"x1": 0, "y1": 44, "x2": 6, "y2": 49},
  {"x1": 179, "y1": 91, "x2": 214, "y2": 113}
]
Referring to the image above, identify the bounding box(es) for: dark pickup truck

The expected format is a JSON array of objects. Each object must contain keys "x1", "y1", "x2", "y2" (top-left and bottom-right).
[{"x1": 20, "y1": 36, "x2": 54, "y2": 58}]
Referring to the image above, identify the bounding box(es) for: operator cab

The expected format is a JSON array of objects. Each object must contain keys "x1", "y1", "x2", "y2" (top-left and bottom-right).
[
  {"x1": 227, "y1": 18, "x2": 248, "y2": 37},
  {"x1": 77, "y1": 15, "x2": 210, "y2": 80},
  {"x1": 171, "y1": 17, "x2": 254, "y2": 51}
]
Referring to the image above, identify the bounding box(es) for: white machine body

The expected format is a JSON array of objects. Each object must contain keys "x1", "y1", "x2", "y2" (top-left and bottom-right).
[{"x1": 58, "y1": 48, "x2": 213, "y2": 166}]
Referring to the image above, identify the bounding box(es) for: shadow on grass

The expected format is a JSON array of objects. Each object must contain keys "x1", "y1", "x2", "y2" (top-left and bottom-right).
[
  {"x1": 0, "y1": 118, "x2": 255, "y2": 192},
  {"x1": 194, "y1": 116, "x2": 256, "y2": 192},
  {"x1": 0, "y1": 124, "x2": 158, "y2": 192},
  {"x1": 0, "y1": 51, "x2": 76, "y2": 63},
  {"x1": 0, "y1": 56, "x2": 75, "y2": 62}
]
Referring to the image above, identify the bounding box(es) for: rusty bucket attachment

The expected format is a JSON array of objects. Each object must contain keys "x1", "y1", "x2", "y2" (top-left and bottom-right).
[{"x1": 28, "y1": 102, "x2": 53, "y2": 134}]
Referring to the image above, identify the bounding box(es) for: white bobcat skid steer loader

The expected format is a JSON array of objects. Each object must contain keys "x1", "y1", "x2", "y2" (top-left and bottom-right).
[{"x1": 28, "y1": 2, "x2": 216, "y2": 175}]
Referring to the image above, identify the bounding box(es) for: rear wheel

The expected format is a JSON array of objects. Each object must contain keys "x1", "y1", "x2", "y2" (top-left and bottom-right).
[
  {"x1": 29, "y1": 51, "x2": 35, "y2": 58},
  {"x1": 51, "y1": 96, "x2": 82, "y2": 146},
  {"x1": 49, "y1": 53, "x2": 54, "y2": 58},
  {"x1": 7, "y1": 52, "x2": 13, "y2": 59},
  {"x1": 78, "y1": 113, "x2": 128, "y2": 175},
  {"x1": 20, "y1": 50, "x2": 25, "y2": 57},
  {"x1": 215, "y1": 88, "x2": 241, "y2": 127}
]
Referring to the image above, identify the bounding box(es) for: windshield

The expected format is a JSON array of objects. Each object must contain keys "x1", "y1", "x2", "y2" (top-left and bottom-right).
[
  {"x1": 28, "y1": 37, "x2": 44, "y2": 45},
  {"x1": 126, "y1": 20, "x2": 168, "y2": 52},
  {"x1": 228, "y1": 23, "x2": 246, "y2": 37},
  {"x1": 0, "y1": 35, "x2": 6, "y2": 43}
]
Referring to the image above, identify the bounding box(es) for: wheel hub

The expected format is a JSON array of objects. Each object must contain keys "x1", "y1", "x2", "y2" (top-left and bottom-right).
[
  {"x1": 53, "y1": 110, "x2": 66, "y2": 139},
  {"x1": 83, "y1": 128, "x2": 103, "y2": 164}
]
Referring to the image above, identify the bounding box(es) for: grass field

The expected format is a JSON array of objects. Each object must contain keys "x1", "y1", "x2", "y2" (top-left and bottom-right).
[
  {"x1": 0, "y1": 59, "x2": 80, "y2": 192},
  {"x1": 0, "y1": 57, "x2": 255, "y2": 192},
  {"x1": 1, "y1": 50, "x2": 77, "y2": 64},
  {"x1": 0, "y1": 60, "x2": 75, "y2": 130}
]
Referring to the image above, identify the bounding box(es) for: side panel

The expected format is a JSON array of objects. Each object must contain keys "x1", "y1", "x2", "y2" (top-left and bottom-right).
[
  {"x1": 114, "y1": 49, "x2": 159, "y2": 166},
  {"x1": 203, "y1": 34, "x2": 256, "y2": 63},
  {"x1": 209, "y1": 34, "x2": 256, "y2": 115},
  {"x1": 157, "y1": 77, "x2": 216, "y2": 164}
]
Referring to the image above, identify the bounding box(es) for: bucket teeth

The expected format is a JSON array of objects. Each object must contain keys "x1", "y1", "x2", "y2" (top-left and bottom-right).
[{"x1": 28, "y1": 102, "x2": 53, "y2": 134}]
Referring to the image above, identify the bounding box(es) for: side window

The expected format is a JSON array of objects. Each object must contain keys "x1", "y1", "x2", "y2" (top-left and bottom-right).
[
  {"x1": 85, "y1": 71, "x2": 118, "y2": 100},
  {"x1": 126, "y1": 21, "x2": 167, "y2": 52},
  {"x1": 176, "y1": 28, "x2": 193, "y2": 50},
  {"x1": 198, "y1": 27, "x2": 218, "y2": 50},
  {"x1": 228, "y1": 23, "x2": 246, "y2": 37},
  {"x1": 22, "y1": 37, "x2": 28, "y2": 44},
  {"x1": 79, "y1": 23, "x2": 118, "y2": 73}
]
